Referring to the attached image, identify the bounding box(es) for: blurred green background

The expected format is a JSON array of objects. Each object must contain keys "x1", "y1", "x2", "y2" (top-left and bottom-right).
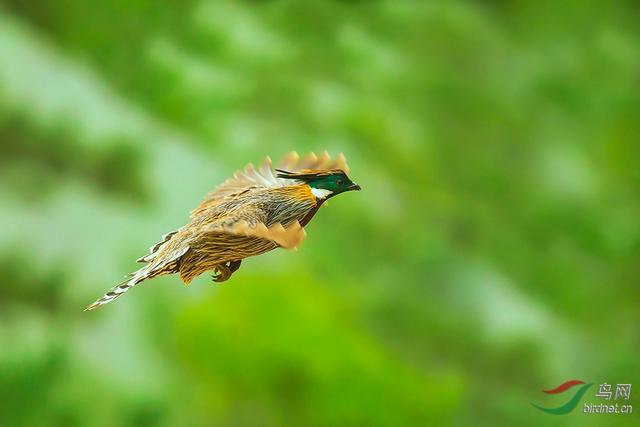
[{"x1": 0, "y1": 1, "x2": 639, "y2": 426}]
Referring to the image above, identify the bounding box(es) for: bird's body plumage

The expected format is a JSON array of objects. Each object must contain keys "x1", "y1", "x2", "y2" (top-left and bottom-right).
[{"x1": 86, "y1": 151, "x2": 359, "y2": 310}]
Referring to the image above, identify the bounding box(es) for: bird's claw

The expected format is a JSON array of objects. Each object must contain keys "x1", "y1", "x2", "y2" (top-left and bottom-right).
[
  {"x1": 212, "y1": 263, "x2": 232, "y2": 283},
  {"x1": 211, "y1": 260, "x2": 242, "y2": 283}
]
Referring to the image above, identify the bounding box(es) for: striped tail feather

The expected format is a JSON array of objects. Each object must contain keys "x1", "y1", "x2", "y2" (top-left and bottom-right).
[
  {"x1": 136, "y1": 230, "x2": 179, "y2": 263},
  {"x1": 86, "y1": 245, "x2": 188, "y2": 311},
  {"x1": 84, "y1": 269, "x2": 148, "y2": 311}
]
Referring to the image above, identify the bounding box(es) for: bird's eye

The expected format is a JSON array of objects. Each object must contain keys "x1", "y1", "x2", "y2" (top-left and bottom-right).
[{"x1": 337, "y1": 179, "x2": 344, "y2": 186}]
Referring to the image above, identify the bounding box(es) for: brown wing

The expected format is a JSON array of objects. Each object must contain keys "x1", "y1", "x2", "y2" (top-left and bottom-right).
[
  {"x1": 206, "y1": 220, "x2": 306, "y2": 250},
  {"x1": 190, "y1": 151, "x2": 350, "y2": 218},
  {"x1": 277, "y1": 151, "x2": 350, "y2": 174}
]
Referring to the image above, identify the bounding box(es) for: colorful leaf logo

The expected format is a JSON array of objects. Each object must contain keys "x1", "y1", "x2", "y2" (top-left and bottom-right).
[{"x1": 531, "y1": 380, "x2": 593, "y2": 415}]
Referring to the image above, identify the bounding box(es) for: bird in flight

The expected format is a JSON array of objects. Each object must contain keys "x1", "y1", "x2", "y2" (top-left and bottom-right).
[{"x1": 85, "y1": 151, "x2": 360, "y2": 310}]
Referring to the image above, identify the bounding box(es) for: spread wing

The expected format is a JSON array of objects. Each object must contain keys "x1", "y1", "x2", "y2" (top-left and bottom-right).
[
  {"x1": 199, "y1": 200, "x2": 307, "y2": 250},
  {"x1": 206, "y1": 219, "x2": 307, "y2": 250},
  {"x1": 190, "y1": 151, "x2": 350, "y2": 218}
]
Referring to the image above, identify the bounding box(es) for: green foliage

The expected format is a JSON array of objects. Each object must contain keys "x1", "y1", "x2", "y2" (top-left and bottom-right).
[{"x1": 0, "y1": 1, "x2": 638, "y2": 426}]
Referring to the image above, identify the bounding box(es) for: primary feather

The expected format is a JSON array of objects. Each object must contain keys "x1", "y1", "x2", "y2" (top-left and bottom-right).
[{"x1": 85, "y1": 151, "x2": 356, "y2": 311}]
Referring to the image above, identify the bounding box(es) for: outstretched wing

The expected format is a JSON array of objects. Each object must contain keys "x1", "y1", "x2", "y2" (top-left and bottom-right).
[
  {"x1": 206, "y1": 220, "x2": 306, "y2": 250},
  {"x1": 191, "y1": 151, "x2": 350, "y2": 218},
  {"x1": 277, "y1": 151, "x2": 350, "y2": 175}
]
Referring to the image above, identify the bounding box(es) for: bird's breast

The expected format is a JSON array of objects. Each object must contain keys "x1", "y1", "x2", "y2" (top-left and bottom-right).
[{"x1": 264, "y1": 184, "x2": 320, "y2": 226}]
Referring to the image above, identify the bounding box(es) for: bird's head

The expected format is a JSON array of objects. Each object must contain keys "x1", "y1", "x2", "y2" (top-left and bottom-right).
[{"x1": 276, "y1": 169, "x2": 361, "y2": 199}]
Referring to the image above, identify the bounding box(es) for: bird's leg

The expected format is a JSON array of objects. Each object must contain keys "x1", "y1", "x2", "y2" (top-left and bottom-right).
[
  {"x1": 212, "y1": 260, "x2": 241, "y2": 283},
  {"x1": 212, "y1": 264, "x2": 231, "y2": 283}
]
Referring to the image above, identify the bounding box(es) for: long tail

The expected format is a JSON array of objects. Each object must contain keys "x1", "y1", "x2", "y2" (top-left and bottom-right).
[{"x1": 84, "y1": 269, "x2": 149, "y2": 311}]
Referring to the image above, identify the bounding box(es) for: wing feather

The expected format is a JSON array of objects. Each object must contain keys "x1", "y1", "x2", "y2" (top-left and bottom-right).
[
  {"x1": 207, "y1": 220, "x2": 306, "y2": 250},
  {"x1": 191, "y1": 151, "x2": 350, "y2": 218}
]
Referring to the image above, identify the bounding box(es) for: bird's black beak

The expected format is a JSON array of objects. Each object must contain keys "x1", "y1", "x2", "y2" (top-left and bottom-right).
[{"x1": 349, "y1": 182, "x2": 361, "y2": 191}]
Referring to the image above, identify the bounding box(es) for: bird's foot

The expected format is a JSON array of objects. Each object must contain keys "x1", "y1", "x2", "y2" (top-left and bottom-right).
[
  {"x1": 211, "y1": 260, "x2": 242, "y2": 283},
  {"x1": 212, "y1": 264, "x2": 231, "y2": 283}
]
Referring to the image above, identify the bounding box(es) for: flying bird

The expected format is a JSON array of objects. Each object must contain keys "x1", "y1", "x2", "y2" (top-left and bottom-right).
[{"x1": 85, "y1": 151, "x2": 360, "y2": 310}]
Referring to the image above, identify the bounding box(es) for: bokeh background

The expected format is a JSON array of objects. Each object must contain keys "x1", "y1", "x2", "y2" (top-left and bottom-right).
[{"x1": 1, "y1": 1, "x2": 639, "y2": 426}]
